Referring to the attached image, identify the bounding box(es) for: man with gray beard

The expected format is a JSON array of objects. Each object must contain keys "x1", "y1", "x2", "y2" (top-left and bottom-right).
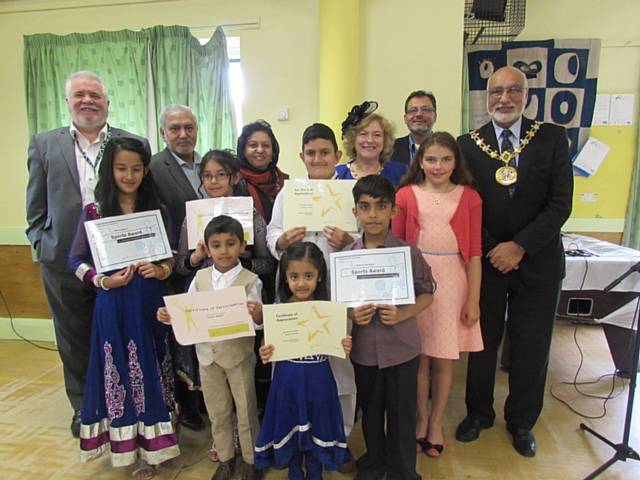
[{"x1": 455, "y1": 66, "x2": 573, "y2": 458}]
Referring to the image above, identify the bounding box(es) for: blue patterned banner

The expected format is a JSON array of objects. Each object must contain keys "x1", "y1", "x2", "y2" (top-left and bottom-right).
[{"x1": 466, "y1": 39, "x2": 601, "y2": 159}]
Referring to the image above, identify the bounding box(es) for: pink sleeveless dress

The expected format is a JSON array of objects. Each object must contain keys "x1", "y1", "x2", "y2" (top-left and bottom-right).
[{"x1": 412, "y1": 185, "x2": 483, "y2": 359}]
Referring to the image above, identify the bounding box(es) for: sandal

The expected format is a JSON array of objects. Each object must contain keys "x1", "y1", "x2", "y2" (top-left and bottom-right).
[
  {"x1": 416, "y1": 437, "x2": 429, "y2": 453},
  {"x1": 132, "y1": 464, "x2": 155, "y2": 480},
  {"x1": 425, "y1": 442, "x2": 445, "y2": 458}
]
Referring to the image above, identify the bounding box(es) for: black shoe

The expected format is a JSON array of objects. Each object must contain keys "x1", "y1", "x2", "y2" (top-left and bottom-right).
[
  {"x1": 240, "y1": 462, "x2": 263, "y2": 480},
  {"x1": 70, "y1": 410, "x2": 81, "y2": 438},
  {"x1": 211, "y1": 458, "x2": 236, "y2": 480},
  {"x1": 455, "y1": 415, "x2": 494, "y2": 442},
  {"x1": 507, "y1": 425, "x2": 536, "y2": 457},
  {"x1": 180, "y1": 411, "x2": 204, "y2": 431}
]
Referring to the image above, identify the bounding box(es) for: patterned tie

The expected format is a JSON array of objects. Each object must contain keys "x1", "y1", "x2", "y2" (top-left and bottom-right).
[{"x1": 500, "y1": 130, "x2": 516, "y2": 197}]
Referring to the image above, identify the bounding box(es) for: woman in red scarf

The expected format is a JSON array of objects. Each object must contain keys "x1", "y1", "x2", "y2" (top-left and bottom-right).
[{"x1": 237, "y1": 120, "x2": 289, "y2": 224}]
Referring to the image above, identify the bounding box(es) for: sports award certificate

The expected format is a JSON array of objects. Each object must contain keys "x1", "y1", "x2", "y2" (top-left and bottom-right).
[
  {"x1": 185, "y1": 197, "x2": 254, "y2": 249},
  {"x1": 163, "y1": 286, "x2": 255, "y2": 345},
  {"x1": 84, "y1": 210, "x2": 172, "y2": 273},
  {"x1": 282, "y1": 179, "x2": 357, "y2": 232},
  {"x1": 329, "y1": 246, "x2": 415, "y2": 306},
  {"x1": 263, "y1": 301, "x2": 347, "y2": 361}
]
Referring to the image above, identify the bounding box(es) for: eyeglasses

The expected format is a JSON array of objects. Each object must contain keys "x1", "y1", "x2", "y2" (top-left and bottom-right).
[
  {"x1": 406, "y1": 106, "x2": 436, "y2": 115},
  {"x1": 201, "y1": 172, "x2": 231, "y2": 182},
  {"x1": 488, "y1": 86, "x2": 526, "y2": 98}
]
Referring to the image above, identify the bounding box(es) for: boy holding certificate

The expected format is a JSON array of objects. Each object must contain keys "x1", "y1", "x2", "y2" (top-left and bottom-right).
[
  {"x1": 266, "y1": 123, "x2": 358, "y2": 472},
  {"x1": 158, "y1": 215, "x2": 264, "y2": 480},
  {"x1": 345, "y1": 175, "x2": 435, "y2": 480}
]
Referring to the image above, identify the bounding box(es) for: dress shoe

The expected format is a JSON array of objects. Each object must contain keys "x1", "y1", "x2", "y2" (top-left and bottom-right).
[
  {"x1": 240, "y1": 461, "x2": 263, "y2": 480},
  {"x1": 507, "y1": 425, "x2": 536, "y2": 457},
  {"x1": 180, "y1": 410, "x2": 204, "y2": 431},
  {"x1": 70, "y1": 410, "x2": 81, "y2": 438},
  {"x1": 455, "y1": 415, "x2": 494, "y2": 442}
]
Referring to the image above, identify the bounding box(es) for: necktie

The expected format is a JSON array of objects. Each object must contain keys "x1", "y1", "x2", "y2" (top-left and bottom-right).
[{"x1": 500, "y1": 130, "x2": 516, "y2": 197}]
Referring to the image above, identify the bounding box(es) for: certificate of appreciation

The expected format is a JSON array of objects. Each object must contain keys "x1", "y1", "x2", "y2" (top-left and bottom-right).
[
  {"x1": 84, "y1": 210, "x2": 172, "y2": 273},
  {"x1": 329, "y1": 246, "x2": 415, "y2": 306},
  {"x1": 185, "y1": 197, "x2": 254, "y2": 249},
  {"x1": 283, "y1": 179, "x2": 357, "y2": 232},
  {"x1": 263, "y1": 301, "x2": 347, "y2": 362},
  {"x1": 163, "y1": 286, "x2": 255, "y2": 345}
]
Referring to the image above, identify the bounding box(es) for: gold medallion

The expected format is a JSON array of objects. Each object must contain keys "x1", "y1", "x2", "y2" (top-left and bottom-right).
[
  {"x1": 470, "y1": 121, "x2": 542, "y2": 187},
  {"x1": 495, "y1": 165, "x2": 518, "y2": 186}
]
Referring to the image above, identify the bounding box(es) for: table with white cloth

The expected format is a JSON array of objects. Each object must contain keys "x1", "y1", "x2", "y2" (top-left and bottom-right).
[{"x1": 559, "y1": 233, "x2": 640, "y2": 375}]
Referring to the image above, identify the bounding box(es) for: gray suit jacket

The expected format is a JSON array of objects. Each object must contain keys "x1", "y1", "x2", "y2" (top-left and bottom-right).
[
  {"x1": 149, "y1": 148, "x2": 199, "y2": 239},
  {"x1": 26, "y1": 126, "x2": 150, "y2": 271}
]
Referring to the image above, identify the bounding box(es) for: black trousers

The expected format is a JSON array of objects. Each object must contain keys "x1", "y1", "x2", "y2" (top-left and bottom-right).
[
  {"x1": 465, "y1": 263, "x2": 561, "y2": 430},
  {"x1": 40, "y1": 264, "x2": 96, "y2": 411},
  {"x1": 353, "y1": 356, "x2": 420, "y2": 480}
]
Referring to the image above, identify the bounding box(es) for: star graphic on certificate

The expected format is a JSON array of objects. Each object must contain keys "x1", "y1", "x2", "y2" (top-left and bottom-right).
[
  {"x1": 178, "y1": 304, "x2": 197, "y2": 331},
  {"x1": 312, "y1": 184, "x2": 343, "y2": 217},
  {"x1": 297, "y1": 305, "x2": 331, "y2": 342}
]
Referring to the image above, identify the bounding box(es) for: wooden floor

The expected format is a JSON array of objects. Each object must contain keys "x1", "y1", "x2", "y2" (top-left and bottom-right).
[{"x1": 1, "y1": 321, "x2": 638, "y2": 479}]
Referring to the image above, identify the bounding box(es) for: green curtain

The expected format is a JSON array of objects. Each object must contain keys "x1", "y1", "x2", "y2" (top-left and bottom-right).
[
  {"x1": 147, "y1": 25, "x2": 236, "y2": 153},
  {"x1": 24, "y1": 30, "x2": 148, "y2": 136},
  {"x1": 622, "y1": 118, "x2": 640, "y2": 248}
]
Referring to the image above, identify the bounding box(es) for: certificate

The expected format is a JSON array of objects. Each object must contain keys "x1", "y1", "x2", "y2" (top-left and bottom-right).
[
  {"x1": 185, "y1": 197, "x2": 254, "y2": 249},
  {"x1": 84, "y1": 210, "x2": 172, "y2": 273},
  {"x1": 283, "y1": 179, "x2": 357, "y2": 232},
  {"x1": 263, "y1": 301, "x2": 347, "y2": 362},
  {"x1": 163, "y1": 286, "x2": 255, "y2": 345},
  {"x1": 329, "y1": 246, "x2": 415, "y2": 306}
]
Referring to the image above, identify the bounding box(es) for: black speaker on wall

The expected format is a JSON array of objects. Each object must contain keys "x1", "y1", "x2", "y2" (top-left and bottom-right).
[{"x1": 472, "y1": 0, "x2": 508, "y2": 22}]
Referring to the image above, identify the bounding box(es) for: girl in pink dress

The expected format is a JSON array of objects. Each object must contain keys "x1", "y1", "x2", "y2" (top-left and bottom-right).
[{"x1": 393, "y1": 132, "x2": 483, "y2": 457}]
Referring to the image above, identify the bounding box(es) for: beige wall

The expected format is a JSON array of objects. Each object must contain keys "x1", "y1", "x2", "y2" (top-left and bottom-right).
[{"x1": 362, "y1": 0, "x2": 465, "y2": 137}]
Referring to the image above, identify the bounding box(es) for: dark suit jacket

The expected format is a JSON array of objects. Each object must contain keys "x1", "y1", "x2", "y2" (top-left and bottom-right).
[
  {"x1": 458, "y1": 118, "x2": 573, "y2": 285},
  {"x1": 26, "y1": 126, "x2": 149, "y2": 271},
  {"x1": 149, "y1": 148, "x2": 199, "y2": 240},
  {"x1": 390, "y1": 135, "x2": 411, "y2": 166}
]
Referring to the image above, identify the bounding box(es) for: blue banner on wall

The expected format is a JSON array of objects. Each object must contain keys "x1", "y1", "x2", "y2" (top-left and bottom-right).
[{"x1": 466, "y1": 39, "x2": 601, "y2": 159}]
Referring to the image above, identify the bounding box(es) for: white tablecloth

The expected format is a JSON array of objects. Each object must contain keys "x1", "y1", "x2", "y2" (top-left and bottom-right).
[{"x1": 562, "y1": 233, "x2": 640, "y2": 329}]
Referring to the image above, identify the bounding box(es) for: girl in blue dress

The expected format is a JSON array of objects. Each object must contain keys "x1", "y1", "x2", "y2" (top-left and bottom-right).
[
  {"x1": 68, "y1": 137, "x2": 179, "y2": 479},
  {"x1": 255, "y1": 242, "x2": 351, "y2": 480}
]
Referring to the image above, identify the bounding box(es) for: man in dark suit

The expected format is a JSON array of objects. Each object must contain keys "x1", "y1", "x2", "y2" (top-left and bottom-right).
[
  {"x1": 149, "y1": 104, "x2": 205, "y2": 431},
  {"x1": 389, "y1": 90, "x2": 437, "y2": 165},
  {"x1": 150, "y1": 104, "x2": 201, "y2": 241},
  {"x1": 26, "y1": 71, "x2": 150, "y2": 437},
  {"x1": 455, "y1": 66, "x2": 573, "y2": 457}
]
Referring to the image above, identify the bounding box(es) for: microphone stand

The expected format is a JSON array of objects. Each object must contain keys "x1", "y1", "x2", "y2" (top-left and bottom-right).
[{"x1": 580, "y1": 261, "x2": 640, "y2": 479}]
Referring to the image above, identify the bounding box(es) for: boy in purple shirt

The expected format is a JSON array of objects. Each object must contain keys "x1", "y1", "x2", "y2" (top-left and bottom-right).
[{"x1": 345, "y1": 175, "x2": 435, "y2": 480}]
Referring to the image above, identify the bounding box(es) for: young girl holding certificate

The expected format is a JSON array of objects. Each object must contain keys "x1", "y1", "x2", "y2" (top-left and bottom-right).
[
  {"x1": 255, "y1": 242, "x2": 351, "y2": 480},
  {"x1": 68, "y1": 137, "x2": 179, "y2": 479},
  {"x1": 393, "y1": 132, "x2": 483, "y2": 457}
]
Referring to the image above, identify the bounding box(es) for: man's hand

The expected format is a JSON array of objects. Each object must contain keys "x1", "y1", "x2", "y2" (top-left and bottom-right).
[
  {"x1": 323, "y1": 226, "x2": 354, "y2": 250},
  {"x1": 348, "y1": 304, "x2": 376, "y2": 326},
  {"x1": 488, "y1": 241, "x2": 525, "y2": 274},
  {"x1": 276, "y1": 227, "x2": 306, "y2": 251}
]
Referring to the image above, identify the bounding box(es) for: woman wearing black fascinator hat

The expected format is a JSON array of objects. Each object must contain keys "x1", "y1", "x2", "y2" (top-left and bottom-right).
[{"x1": 336, "y1": 101, "x2": 408, "y2": 186}]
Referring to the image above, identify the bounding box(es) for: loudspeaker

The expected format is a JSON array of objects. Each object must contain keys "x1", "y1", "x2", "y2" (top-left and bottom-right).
[
  {"x1": 472, "y1": 0, "x2": 508, "y2": 22},
  {"x1": 602, "y1": 323, "x2": 637, "y2": 378}
]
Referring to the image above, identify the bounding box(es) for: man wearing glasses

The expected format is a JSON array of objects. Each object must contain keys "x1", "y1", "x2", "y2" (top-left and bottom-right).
[
  {"x1": 455, "y1": 66, "x2": 573, "y2": 458},
  {"x1": 150, "y1": 104, "x2": 205, "y2": 431},
  {"x1": 390, "y1": 90, "x2": 437, "y2": 165}
]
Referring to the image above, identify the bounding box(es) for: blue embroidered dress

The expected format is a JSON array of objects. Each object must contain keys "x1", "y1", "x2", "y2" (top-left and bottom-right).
[
  {"x1": 68, "y1": 203, "x2": 180, "y2": 467},
  {"x1": 254, "y1": 354, "x2": 347, "y2": 475}
]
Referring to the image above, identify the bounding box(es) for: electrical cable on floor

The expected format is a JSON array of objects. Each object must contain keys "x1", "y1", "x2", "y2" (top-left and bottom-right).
[
  {"x1": 0, "y1": 288, "x2": 58, "y2": 352},
  {"x1": 549, "y1": 252, "x2": 636, "y2": 419}
]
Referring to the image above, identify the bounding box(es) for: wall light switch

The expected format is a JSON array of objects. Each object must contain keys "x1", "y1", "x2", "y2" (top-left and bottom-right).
[{"x1": 580, "y1": 192, "x2": 598, "y2": 203}]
